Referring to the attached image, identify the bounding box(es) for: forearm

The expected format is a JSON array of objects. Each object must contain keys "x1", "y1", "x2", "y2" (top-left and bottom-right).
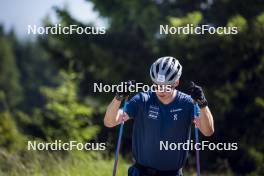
[
  {"x1": 199, "y1": 106, "x2": 214, "y2": 136},
  {"x1": 104, "y1": 98, "x2": 121, "y2": 128}
]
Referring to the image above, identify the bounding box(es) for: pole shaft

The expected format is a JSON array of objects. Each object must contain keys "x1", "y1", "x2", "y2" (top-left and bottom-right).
[
  {"x1": 113, "y1": 101, "x2": 127, "y2": 176},
  {"x1": 194, "y1": 103, "x2": 201, "y2": 176}
]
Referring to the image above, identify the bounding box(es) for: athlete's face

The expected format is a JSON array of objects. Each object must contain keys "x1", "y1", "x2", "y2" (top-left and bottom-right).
[{"x1": 155, "y1": 80, "x2": 179, "y2": 103}]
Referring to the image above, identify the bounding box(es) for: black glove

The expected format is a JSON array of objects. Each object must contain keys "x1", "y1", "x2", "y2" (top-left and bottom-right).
[
  {"x1": 115, "y1": 80, "x2": 135, "y2": 101},
  {"x1": 189, "y1": 81, "x2": 208, "y2": 108}
]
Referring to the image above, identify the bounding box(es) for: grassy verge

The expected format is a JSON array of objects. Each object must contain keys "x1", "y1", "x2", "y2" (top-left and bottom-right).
[
  {"x1": 0, "y1": 149, "x2": 234, "y2": 176},
  {"x1": 0, "y1": 149, "x2": 129, "y2": 176}
]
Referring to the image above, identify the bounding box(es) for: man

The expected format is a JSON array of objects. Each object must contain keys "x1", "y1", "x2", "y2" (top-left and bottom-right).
[{"x1": 104, "y1": 56, "x2": 214, "y2": 176}]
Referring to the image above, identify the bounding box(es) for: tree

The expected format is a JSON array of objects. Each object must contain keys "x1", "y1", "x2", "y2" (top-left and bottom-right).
[
  {"x1": 0, "y1": 30, "x2": 23, "y2": 110},
  {"x1": 39, "y1": 0, "x2": 264, "y2": 174},
  {"x1": 33, "y1": 71, "x2": 99, "y2": 142}
]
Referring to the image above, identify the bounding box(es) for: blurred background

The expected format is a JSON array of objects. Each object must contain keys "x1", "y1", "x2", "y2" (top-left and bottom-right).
[{"x1": 0, "y1": 0, "x2": 264, "y2": 175}]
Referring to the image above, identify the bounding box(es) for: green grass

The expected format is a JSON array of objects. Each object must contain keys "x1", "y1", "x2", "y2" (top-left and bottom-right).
[
  {"x1": 0, "y1": 150, "x2": 130, "y2": 176},
  {"x1": 0, "y1": 149, "x2": 234, "y2": 176}
]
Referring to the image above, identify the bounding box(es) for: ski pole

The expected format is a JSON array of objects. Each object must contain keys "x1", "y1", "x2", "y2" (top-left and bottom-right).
[
  {"x1": 113, "y1": 98, "x2": 128, "y2": 176},
  {"x1": 194, "y1": 102, "x2": 201, "y2": 176}
]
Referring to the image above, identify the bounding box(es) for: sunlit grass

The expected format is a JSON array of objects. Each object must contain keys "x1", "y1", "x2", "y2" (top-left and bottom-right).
[
  {"x1": 0, "y1": 149, "x2": 234, "y2": 176},
  {"x1": 0, "y1": 150, "x2": 129, "y2": 176}
]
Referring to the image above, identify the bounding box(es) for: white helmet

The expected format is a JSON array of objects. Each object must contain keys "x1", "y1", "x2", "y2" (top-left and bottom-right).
[{"x1": 150, "y1": 56, "x2": 182, "y2": 84}]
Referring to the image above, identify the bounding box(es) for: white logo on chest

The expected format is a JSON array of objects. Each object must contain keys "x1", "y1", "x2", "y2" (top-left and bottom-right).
[
  {"x1": 170, "y1": 108, "x2": 182, "y2": 120},
  {"x1": 148, "y1": 105, "x2": 159, "y2": 120}
]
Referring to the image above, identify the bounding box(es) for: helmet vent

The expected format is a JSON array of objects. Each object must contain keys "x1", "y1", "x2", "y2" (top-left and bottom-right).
[
  {"x1": 162, "y1": 58, "x2": 170, "y2": 70},
  {"x1": 168, "y1": 71, "x2": 177, "y2": 81},
  {"x1": 165, "y1": 67, "x2": 171, "y2": 76},
  {"x1": 156, "y1": 64, "x2": 160, "y2": 73},
  {"x1": 151, "y1": 69, "x2": 155, "y2": 78},
  {"x1": 171, "y1": 58, "x2": 175, "y2": 67}
]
